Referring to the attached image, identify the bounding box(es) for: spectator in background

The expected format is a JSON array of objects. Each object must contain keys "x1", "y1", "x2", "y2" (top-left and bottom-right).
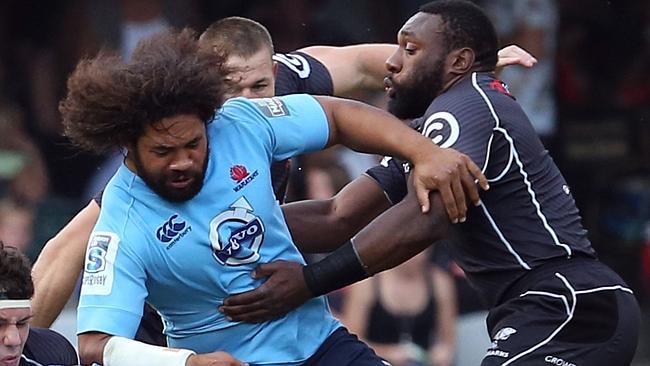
[
  {"x1": 0, "y1": 241, "x2": 78, "y2": 366},
  {"x1": 0, "y1": 200, "x2": 35, "y2": 256},
  {"x1": 480, "y1": 0, "x2": 558, "y2": 143},
  {"x1": 0, "y1": 103, "x2": 48, "y2": 206},
  {"x1": 342, "y1": 249, "x2": 456, "y2": 366}
]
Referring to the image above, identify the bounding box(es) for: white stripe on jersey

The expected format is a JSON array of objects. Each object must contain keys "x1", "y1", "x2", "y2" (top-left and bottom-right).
[
  {"x1": 471, "y1": 72, "x2": 572, "y2": 257},
  {"x1": 21, "y1": 355, "x2": 45, "y2": 366},
  {"x1": 478, "y1": 202, "x2": 531, "y2": 270},
  {"x1": 502, "y1": 273, "x2": 577, "y2": 366}
]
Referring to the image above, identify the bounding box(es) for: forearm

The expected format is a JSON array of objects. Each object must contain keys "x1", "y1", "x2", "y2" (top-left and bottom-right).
[
  {"x1": 31, "y1": 242, "x2": 84, "y2": 327},
  {"x1": 303, "y1": 190, "x2": 449, "y2": 297},
  {"x1": 284, "y1": 176, "x2": 389, "y2": 253},
  {"x1": 31, "y1": 201, "x2": 99, "y2": 327},
  {"x1": 80, "y1": 333, "x2": 196, "y2": 366},
  {"x1": 317, "y1": 96, "x2": 435, "y2": 163},
  {"x1": 354, "y1": 192, "x2": 449, "y2": 274}
]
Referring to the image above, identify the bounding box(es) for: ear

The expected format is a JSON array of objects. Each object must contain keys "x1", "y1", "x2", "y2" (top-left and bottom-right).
[
  {"x1": 448, "y1": 47, "x2": 475, "y2": 75},
  {"x1": 272, "y1": 61, "x2": 279, "y2": 77}
]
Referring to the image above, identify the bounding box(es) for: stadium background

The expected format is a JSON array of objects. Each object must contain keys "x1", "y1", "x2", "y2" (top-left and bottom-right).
[{"x1": 0, "y1": 0, "x2": 648, "y2": 364}]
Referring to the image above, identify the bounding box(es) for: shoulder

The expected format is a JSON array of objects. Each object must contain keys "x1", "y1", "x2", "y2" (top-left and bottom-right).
[
  {"x1": 23, "y1": 327, "x2": 78, "y2": 364},
  {"x1": 273, "y1": 51, "x2": 334, "y2": 96}
]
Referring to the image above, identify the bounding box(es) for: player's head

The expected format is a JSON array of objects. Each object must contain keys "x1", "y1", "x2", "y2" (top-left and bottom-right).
[
  {"x1": 385, "y1": 0, "x2": 498, "y2": 119},
  {"x1": 199, "y1": 16, "x2": 277, "y2": 99},
  {"x1": 0, "y1": 241, "x2": 34, "y2": 366},
  {"x1": 61, "y1": 28, "x2": 226, "y2": 202}
]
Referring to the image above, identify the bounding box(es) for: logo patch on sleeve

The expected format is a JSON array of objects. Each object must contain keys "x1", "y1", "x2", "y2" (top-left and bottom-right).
[
  {"x1": 253, "y1": 97, "x2": 290, "y2": 118},
  {"x1": 81, "y1": 231, "x2": 120, "y2": 296}
]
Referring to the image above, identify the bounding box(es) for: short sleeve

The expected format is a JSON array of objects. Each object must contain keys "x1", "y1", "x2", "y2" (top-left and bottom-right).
[
  {"x1": 223, "y1": 95, "x2": 330, "y2": 161},
  {"x1": 77, "y1": 229, "x2": 148, "y2": 338},
  {"x1": 365, "y1": 156, "x2": 408, "y2": 205}
]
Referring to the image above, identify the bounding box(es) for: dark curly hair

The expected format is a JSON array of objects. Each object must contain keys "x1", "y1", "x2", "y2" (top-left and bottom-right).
[
  {"x1": 420, "y1": 0, "x2": 498, "y2": 71},
  {"x1": 0, "y1": 241, "x2": 34, "y2": 300},
  {"x1": 60, "y1": 28, "x2": 227, "y2": 155}
]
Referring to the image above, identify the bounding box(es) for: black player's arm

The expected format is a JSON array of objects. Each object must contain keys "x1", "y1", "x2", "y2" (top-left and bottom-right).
[
  {"x1": 220, "y1": 177, "x2": 449, "y2": 322},
  {"x1": 283, "y1": 175, "x2": 390, "y2": 253},
  {"x1": 334, "y1": 175, "x2": 449, "y2": 276}
]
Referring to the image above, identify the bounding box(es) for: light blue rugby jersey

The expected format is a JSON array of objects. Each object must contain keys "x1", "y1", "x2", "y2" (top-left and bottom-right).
[{"x1": 77, "y1": 94, "x2": 341, "y2": 365}]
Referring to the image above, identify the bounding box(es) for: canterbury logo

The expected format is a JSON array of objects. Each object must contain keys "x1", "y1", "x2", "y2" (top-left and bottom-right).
[{"x1": 156, "y1": 214, "x2": 187, "y2": 243}]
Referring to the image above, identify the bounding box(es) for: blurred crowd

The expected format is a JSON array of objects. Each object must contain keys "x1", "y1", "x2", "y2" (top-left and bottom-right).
[{"x1": 0, "y1": 0, "x2": 649, "y2": 364}]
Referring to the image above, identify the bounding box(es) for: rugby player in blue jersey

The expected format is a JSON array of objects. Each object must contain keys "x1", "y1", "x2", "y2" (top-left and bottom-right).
[
  {"x1": 59, "y1": 28, "x2": 492, "y2": 366},
  {"x1": 221, "y1": 2, "x2": 640, "y2": 365}
]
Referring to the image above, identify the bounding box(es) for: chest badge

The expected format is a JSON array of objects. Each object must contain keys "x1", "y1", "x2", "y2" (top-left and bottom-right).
[{"x1": 209, "y1": 197, "x2": 265, "y2": 266}]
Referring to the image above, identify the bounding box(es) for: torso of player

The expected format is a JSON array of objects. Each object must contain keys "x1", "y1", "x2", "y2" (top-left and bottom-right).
[
  {"x1": 81, "y1": 96, "x2": 340, "y2": 362},
  {"x1": 375, "y1": 73, "x2": 596, "y2": 306}
]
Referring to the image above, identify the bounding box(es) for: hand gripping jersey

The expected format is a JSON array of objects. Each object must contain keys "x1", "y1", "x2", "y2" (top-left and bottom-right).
[
  {"x1": 367, "y1": 72, "x2": 597, "y2": 307},
  {"x1": 78, "y1": 95, "x2": 340, "y2": 365}
]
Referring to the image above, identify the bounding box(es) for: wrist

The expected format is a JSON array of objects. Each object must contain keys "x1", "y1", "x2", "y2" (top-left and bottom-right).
[{"x1": 302, "y1": 238, "x2": 370, "y2": 297}]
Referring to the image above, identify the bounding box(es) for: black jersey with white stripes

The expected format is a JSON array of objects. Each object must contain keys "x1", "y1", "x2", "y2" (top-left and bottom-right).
[
  {"x1": 269, "y1": 51, "x2": 333, "y2": 203},
  {"x1": 273, "y1": 51, "x2": 334, "y2": 97},
  {"x1": 367, "y1": 72, "x2": 596, "y2": 307},
  {"x1": 20, "y1": 327, "x2": 78, "y2": 365}
]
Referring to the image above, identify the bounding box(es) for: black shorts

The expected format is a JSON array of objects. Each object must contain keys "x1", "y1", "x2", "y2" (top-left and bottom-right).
[
  {"x1": 482, "y1": 257, "x2": 639, "y2": 366},
  {"x1": 303, "y1": 327, "x2": 391, "y2": 366}
]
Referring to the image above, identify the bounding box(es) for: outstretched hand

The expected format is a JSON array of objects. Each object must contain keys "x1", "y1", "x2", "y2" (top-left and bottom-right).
[
  {"x1": 411, "y1": 147, "x2": 488, "y2": 223},
  {"x1": 219, "y1": 261, "x2": 310, "y2": 323},
  {"x1": 496, "y1": 45, "x2": 538, "y2": 72}
]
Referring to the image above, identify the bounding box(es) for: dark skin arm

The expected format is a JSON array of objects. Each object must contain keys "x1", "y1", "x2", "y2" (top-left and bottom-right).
[
  {"x1": 220, "y1": 176, "x2": 450, "y2": 322},
  {"x1": 286, "y1": 175, "x2": 390, "y2": 253}
]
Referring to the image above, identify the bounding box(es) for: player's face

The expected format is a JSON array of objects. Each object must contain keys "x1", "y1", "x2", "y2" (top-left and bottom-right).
[
  {"x1": 385, "y1": 13, "x2": 448, "y2": 119},
  {"x1": 129, "y1": 114, "x2": 209, "y2": 202},
  {"x1": 224, "y1": 48, "x2": 277, "y2": 99},
  {"x1": 0, "y1": 308, "x2": 32, "y2": 366}
]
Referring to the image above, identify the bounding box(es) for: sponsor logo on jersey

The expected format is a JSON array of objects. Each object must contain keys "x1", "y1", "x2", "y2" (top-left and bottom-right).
[
  {"x1": 273, "y1": 53, "x2": 311, "y2": 78},
  {"x1": 489, "y1": 327, "x2": 517, "y2": 351},
  {"x1": 209, "y1": 197, "x2": 265, "y2": 266},
  {"x1": 230, "y1": 165, "x2": 250, "y2": 182},
  {"x1": 494, "y1": 327, "x2": 517, "y2": 341},
  {"x1": 489, "y1": 79, "x2": 513, "y2": 98},
  {"x1": 231, "y1": 165, "x2": 259, "y2": 192},
  {"x1": 81, "y1": 231, "x2": 119, "y2": 296},
  {"x1": 252, "y1": 97, "x2": 290, "y2": 118},
  {"x1": 421, "y1": 111, "x2": 460, "y2": 149},
  {"x1": 485, "y1": 349, "x2": 509, "y2": 358},
  {"x1": 545, "y1": 356, "x2": 576, "y2": 366},
  {"x1": 156, "y1": 214, "x2": 191, "y2": 249}
]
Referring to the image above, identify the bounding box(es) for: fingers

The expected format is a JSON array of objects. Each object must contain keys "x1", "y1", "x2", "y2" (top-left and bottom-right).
[
  {"x1": 459, "y1": 165, "x2": 480, "y2": 207},
  {"x1": 463, "y1": 155, "x2": 489, "y2": 194},
  {"x1": 496, "y1": 45, "x2": 538, "y2": 68},
  {"x1": 252, "y1": 263, "x2": 275, "y2": 278},
  {"x1": 223, "y1": 288, "x2": 265, "y2": 307},
  {"x1": 437, "y1": 183, "x2": 460, "y2": 223},
  {"x1": 449, "y1": 169, "x2": 467, "y2": 222},
  {"x1": 220, "y1": 302, "x2": 271, "y2": 322},
  {"x1": 415, "y1": 180, "x2": 431, "y2": 213}
]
